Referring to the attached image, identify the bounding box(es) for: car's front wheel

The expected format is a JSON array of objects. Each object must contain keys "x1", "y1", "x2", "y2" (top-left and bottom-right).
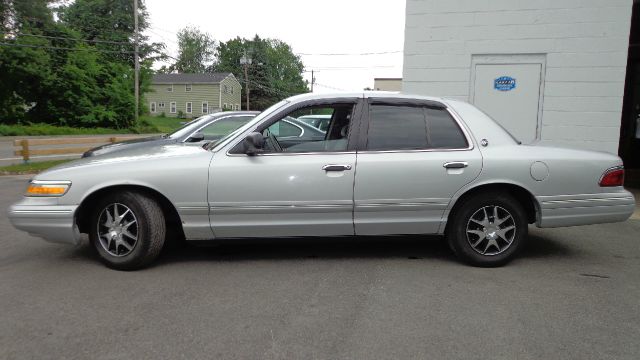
[
  {"x1": 89, "y1": 191, "x2": 166, "y2": 270},
  {"x1": 447, "y1": 192, "x2": 527, "y2": 267}
]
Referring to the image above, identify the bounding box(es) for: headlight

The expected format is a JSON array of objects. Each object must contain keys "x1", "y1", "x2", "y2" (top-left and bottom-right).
[{"x1": 25, "y1": 180, "x2": 72, "y2": 197}]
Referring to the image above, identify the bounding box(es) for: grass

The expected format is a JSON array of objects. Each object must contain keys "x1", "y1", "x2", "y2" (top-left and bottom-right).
[
  {"x1": 141, "y1": 115, "x2": 186, "y2": 134},
  {"x1": 0, "y1": 123, "x2": 136, "y2": 136},
  {"x1": 0, "y1": 115, "x2": 187, "y2": 137},
  {"x1": 0, "y1": 159, "x2": 72, "y2": 175}
]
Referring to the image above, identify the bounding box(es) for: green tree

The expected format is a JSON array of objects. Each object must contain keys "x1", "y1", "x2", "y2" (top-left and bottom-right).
[
  {"x1": 59, "y1": 0, "x2": 163, "y2": 119},
  {"x1": 171, "y1": 26, "x2": 215, "y2": 73},
  {"x1": 0, "y1": 0, "x2": 160, "y2": 128},
  {"x1": 0, "y1": 0, "x2": 58, "y2": 123},
  {"x1": 212, "y1": 35, "x2": 308, "y2": 110},
  {"x1": 59, "y1": 0, "x2": 160, "y2": 64}
]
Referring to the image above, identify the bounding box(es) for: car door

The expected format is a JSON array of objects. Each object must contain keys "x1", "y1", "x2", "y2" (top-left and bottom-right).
[
  {"x1": 353, "y1": 98, "x2": 482, "y2": 235},
  {"x1": 207, "y1": 98, "x2": 363, "y2": 238}
]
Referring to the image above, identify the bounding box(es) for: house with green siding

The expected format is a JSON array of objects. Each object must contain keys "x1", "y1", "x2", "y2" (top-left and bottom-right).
[{"x1": 146, "y1": 73, "x2": 242, "y2": 118}]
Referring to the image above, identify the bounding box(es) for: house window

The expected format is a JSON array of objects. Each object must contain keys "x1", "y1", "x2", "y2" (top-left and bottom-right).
[
  {"x1": 158, "y1": 102, "x2": 165, "y2": 109},
  {"x1": 185, "y1": 84, "x2": 192, "y2": 92},
  {"x1": 230, "y1": 87, "x2": 234, "y2": 94},
  {"x1": 167, "y1": 84, "x2": 173, "y2": 92},
  {"x1": 223, "y1": 103, "x2": 228, "y2": 110},
  {"x1": 186, "y1": 102, "x2": 192, "y2": 114},
  {"x1": 150, "y1": 102, "x2": 156, "y2": 113},
  {"x1": 170, "y1": 102, "x2": 176, "y2": 113},
  {"x1": 202, "y1": 102, "x2": 208, "y2": 114},
  {"x1": 235, "y1": 104, "x2": 240, "y2": 110},
  {"x1": 223, "y1": 85, "x2": 228, "y2": 94}
]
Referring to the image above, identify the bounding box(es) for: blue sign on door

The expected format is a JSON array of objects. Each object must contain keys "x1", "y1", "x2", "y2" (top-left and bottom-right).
[{"x1": 494, "y1": 76, "x2": 516, "y2": 91}]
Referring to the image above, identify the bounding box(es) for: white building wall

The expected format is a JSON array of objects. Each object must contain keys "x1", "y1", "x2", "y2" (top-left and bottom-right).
[{"x1": 403, "y1": 0, "x2": 633, "y2": 152}]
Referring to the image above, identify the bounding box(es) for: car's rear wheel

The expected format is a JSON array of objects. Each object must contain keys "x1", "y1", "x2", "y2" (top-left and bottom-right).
[
  {"x1": 89, "y1": 191, "x2": 166, "y2": 270},
  {"x1": 447, "y1": 192, "x2": 527, "y2": 267}
]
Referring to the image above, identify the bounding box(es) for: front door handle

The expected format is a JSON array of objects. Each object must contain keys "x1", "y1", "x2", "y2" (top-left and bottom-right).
[
  {"x1": 322, "y1": 164, "x2": 352, "y2": 171},
  {"x1": 443, "y1": 161, "x2": 468, "y2": 169}
]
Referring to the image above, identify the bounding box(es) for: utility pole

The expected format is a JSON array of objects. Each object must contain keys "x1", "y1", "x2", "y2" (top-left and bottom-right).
[
  {"x1": 311, "y1": 69, "x2": 314, "y2": 92},
  {"x1": 240, "y1": 52, "x2": 252, "y2": 110},
  {"x1": 133, "y1": 0, "x2": 139, "y2": 123}
]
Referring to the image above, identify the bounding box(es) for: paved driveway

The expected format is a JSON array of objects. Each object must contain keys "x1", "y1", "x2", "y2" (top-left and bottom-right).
[{"x1": 1, "y1": 175, "x2": 639, "y2": 360}]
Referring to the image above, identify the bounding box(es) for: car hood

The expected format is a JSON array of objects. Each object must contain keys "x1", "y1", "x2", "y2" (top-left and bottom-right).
[
  {"x1": 83, "y1": 135, "x2": 170, "y2": 157},
  {"x1": 43, "y1": 143, "x2": 211, "y2": 174}
]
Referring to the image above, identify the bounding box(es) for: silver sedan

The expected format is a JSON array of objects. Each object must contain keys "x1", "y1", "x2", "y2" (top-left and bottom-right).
[{"x1": 8, "y1": 92, "x2": 635, "y2": 270}]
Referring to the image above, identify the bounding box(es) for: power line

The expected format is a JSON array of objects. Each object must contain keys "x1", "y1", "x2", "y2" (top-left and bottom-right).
[
  {"x1": 314, "y1": 82, "x2": 348, "y2": 92},
  {"x1": 297, "y1": 50, "x2": 402, "y2": 56},
  {"x1": 146, "y1": 28, "x2": 178, "y2": 46},
  {"x1": 304, "y1": 65, "x2": 398, "y2": 71},
  {"x1": 0, "y1": 41, "x2": 134, "y2": 53},
  {"x1": 4, "y1": 32, "x2": 132, "y2": 45},
  {"x1": 148, "y1": 25, "x2": 176, "y2": 36}
]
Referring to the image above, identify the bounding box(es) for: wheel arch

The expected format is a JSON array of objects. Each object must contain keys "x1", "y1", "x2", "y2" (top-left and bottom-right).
[
  {"x1": 444, "y1": 182, "x2": 540, "y2": 234},
  {"x1": 75, "y1": 184, "x2": 185, "y2": 239}
]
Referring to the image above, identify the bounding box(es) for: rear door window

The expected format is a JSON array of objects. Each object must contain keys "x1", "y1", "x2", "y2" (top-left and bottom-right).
[
  {"x1": 366, "y1": 104, "x2": 468, "y2": 151},
  {"x1": 367, "y1": 105, "x2": 428, "y2": 151}
]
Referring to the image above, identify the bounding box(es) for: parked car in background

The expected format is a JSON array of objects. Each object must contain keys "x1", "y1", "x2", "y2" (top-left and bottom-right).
[
  {"x1": 267, "y1": 116, "x2": 327, "y2": 149},
  {"x1": 9, "y1": 92, "x2": 635, "y2": 270},
  {"x1": 297, "y1": 114, "x2": 331, "y2": 132},
  {"x1": 82, "y1": 111, "x2": 259, "y2": 158}
]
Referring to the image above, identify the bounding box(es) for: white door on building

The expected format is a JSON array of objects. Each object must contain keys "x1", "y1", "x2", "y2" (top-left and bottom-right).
[{"x1": 472, "y1": 63, "x2": 543, "y2": 144}]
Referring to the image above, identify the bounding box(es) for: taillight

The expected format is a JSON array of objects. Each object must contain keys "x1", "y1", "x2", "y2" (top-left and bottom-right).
[{"x1": 599, "y1": 167, "x2": 624, "y2": 187}]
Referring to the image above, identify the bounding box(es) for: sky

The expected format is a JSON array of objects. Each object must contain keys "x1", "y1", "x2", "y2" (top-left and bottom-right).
[{"x1": 144, "y1": 0, "x2": 406, "y2": 93}]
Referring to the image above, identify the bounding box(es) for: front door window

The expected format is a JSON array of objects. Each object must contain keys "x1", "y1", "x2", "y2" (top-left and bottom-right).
[{"x1": 262, "y1": 105, "x2": 354, "y2": 153}]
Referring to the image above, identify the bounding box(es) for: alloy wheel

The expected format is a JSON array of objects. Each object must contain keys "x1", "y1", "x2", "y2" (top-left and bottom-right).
[
  {"x1": 465, "y1": 205, "x2": 516, "y2": 256},
  {"x1": 97, "y1": 203, "x2": 139, "y2": 257}
]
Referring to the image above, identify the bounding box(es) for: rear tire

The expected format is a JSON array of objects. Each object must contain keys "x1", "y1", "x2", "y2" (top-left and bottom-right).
[
  {"x1": 447, "y1": 192, "x2": 527, "y2": 267},
  {"x1": 89, "y1": 191, "x2": 166, "y2": 270}
]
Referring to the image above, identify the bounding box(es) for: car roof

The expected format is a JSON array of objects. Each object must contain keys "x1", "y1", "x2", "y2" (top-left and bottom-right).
[{"x1": 284, "y1": 91, "x2": 447, "y2": 103}]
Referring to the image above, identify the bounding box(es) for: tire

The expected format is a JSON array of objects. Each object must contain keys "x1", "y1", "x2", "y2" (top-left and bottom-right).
[
  {"x1": 447, "y1": 192, "x2": 527, "y2": 267},
  {"x1": 89, "y1": 191, "x2": 166, "y2": 270}
]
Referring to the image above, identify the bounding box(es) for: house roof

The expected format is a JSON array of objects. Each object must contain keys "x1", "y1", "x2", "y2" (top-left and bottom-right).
[{"x1": 151, "y1": 73, "x2": 234, "y2": 84}]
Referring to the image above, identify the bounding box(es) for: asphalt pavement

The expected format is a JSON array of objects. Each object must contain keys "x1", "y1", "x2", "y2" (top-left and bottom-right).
[{"x1": 1, "y1": 174, "x2": 639, "y2": 360}]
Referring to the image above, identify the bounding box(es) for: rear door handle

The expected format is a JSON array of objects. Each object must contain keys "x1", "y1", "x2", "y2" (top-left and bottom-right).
[
  {"x1": 322, "y1": 164, "x2": 352, "y2": 171},
  {"x1": 443, "y1": 161, "x2": 468, "y2": 169}
]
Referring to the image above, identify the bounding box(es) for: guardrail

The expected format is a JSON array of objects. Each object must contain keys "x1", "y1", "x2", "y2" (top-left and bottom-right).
[{"x1": 13, "y1": 135, "x2": 146, "y2": 162}]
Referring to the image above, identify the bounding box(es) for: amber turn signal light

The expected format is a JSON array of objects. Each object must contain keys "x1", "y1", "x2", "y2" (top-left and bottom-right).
[{"x1": 25, "y1": 181, "x2": 71, "y2": 197}]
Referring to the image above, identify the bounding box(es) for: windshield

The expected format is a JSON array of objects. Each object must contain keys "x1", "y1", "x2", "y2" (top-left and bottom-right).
[
  {"x1": 197, "y1": 115, "x2": 255, "y2": 140},
  {"x1": 167, "y1": 115, "x2": 212, "y2": 139},
  {"x1": 208, "y1": 99, "x2": 290, "y2": 151}
]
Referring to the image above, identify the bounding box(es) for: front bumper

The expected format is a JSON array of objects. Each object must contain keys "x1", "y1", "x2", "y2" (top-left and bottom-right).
[
  {"x1": 536, "y1": 190, "x2": 636, "y2": 228},
  {"x1": 8, "y1": 200, "x2": 81, "y2": 245}
]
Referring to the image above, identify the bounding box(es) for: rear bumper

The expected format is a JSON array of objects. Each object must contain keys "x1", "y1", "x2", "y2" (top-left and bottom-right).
[
  {"x1": 536, "y1": 190, "x2": 636, "y2": 228},
  {"x1": 8, "y1": 202, "x2": 81, "y2": 245}
]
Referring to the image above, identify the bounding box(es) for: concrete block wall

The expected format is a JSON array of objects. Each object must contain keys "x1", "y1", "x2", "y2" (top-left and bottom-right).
[{"x1": 403, "y1": 0, "x2": 633, "y2": 152}]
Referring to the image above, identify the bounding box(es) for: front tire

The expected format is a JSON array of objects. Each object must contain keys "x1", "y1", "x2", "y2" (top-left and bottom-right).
[
  {"x1": 89, "y1": 191, "x2": 166, "y2": 270},
  {"x1": 447, "y1": 192, "x2": 527, "y2": 267}
]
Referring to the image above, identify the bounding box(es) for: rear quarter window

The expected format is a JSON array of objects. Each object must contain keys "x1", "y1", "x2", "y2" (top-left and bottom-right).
[{"x1": 426, "y1": 108, "x2": 468, "y2": 149}]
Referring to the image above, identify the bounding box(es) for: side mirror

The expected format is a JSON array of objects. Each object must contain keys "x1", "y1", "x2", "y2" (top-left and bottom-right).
[
  {"x1": 243, "y1": 132, "x2": 265, "y2": 156},
  {"x1": 187, "y1": 132, "x2": 205, "y2": 143}
]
